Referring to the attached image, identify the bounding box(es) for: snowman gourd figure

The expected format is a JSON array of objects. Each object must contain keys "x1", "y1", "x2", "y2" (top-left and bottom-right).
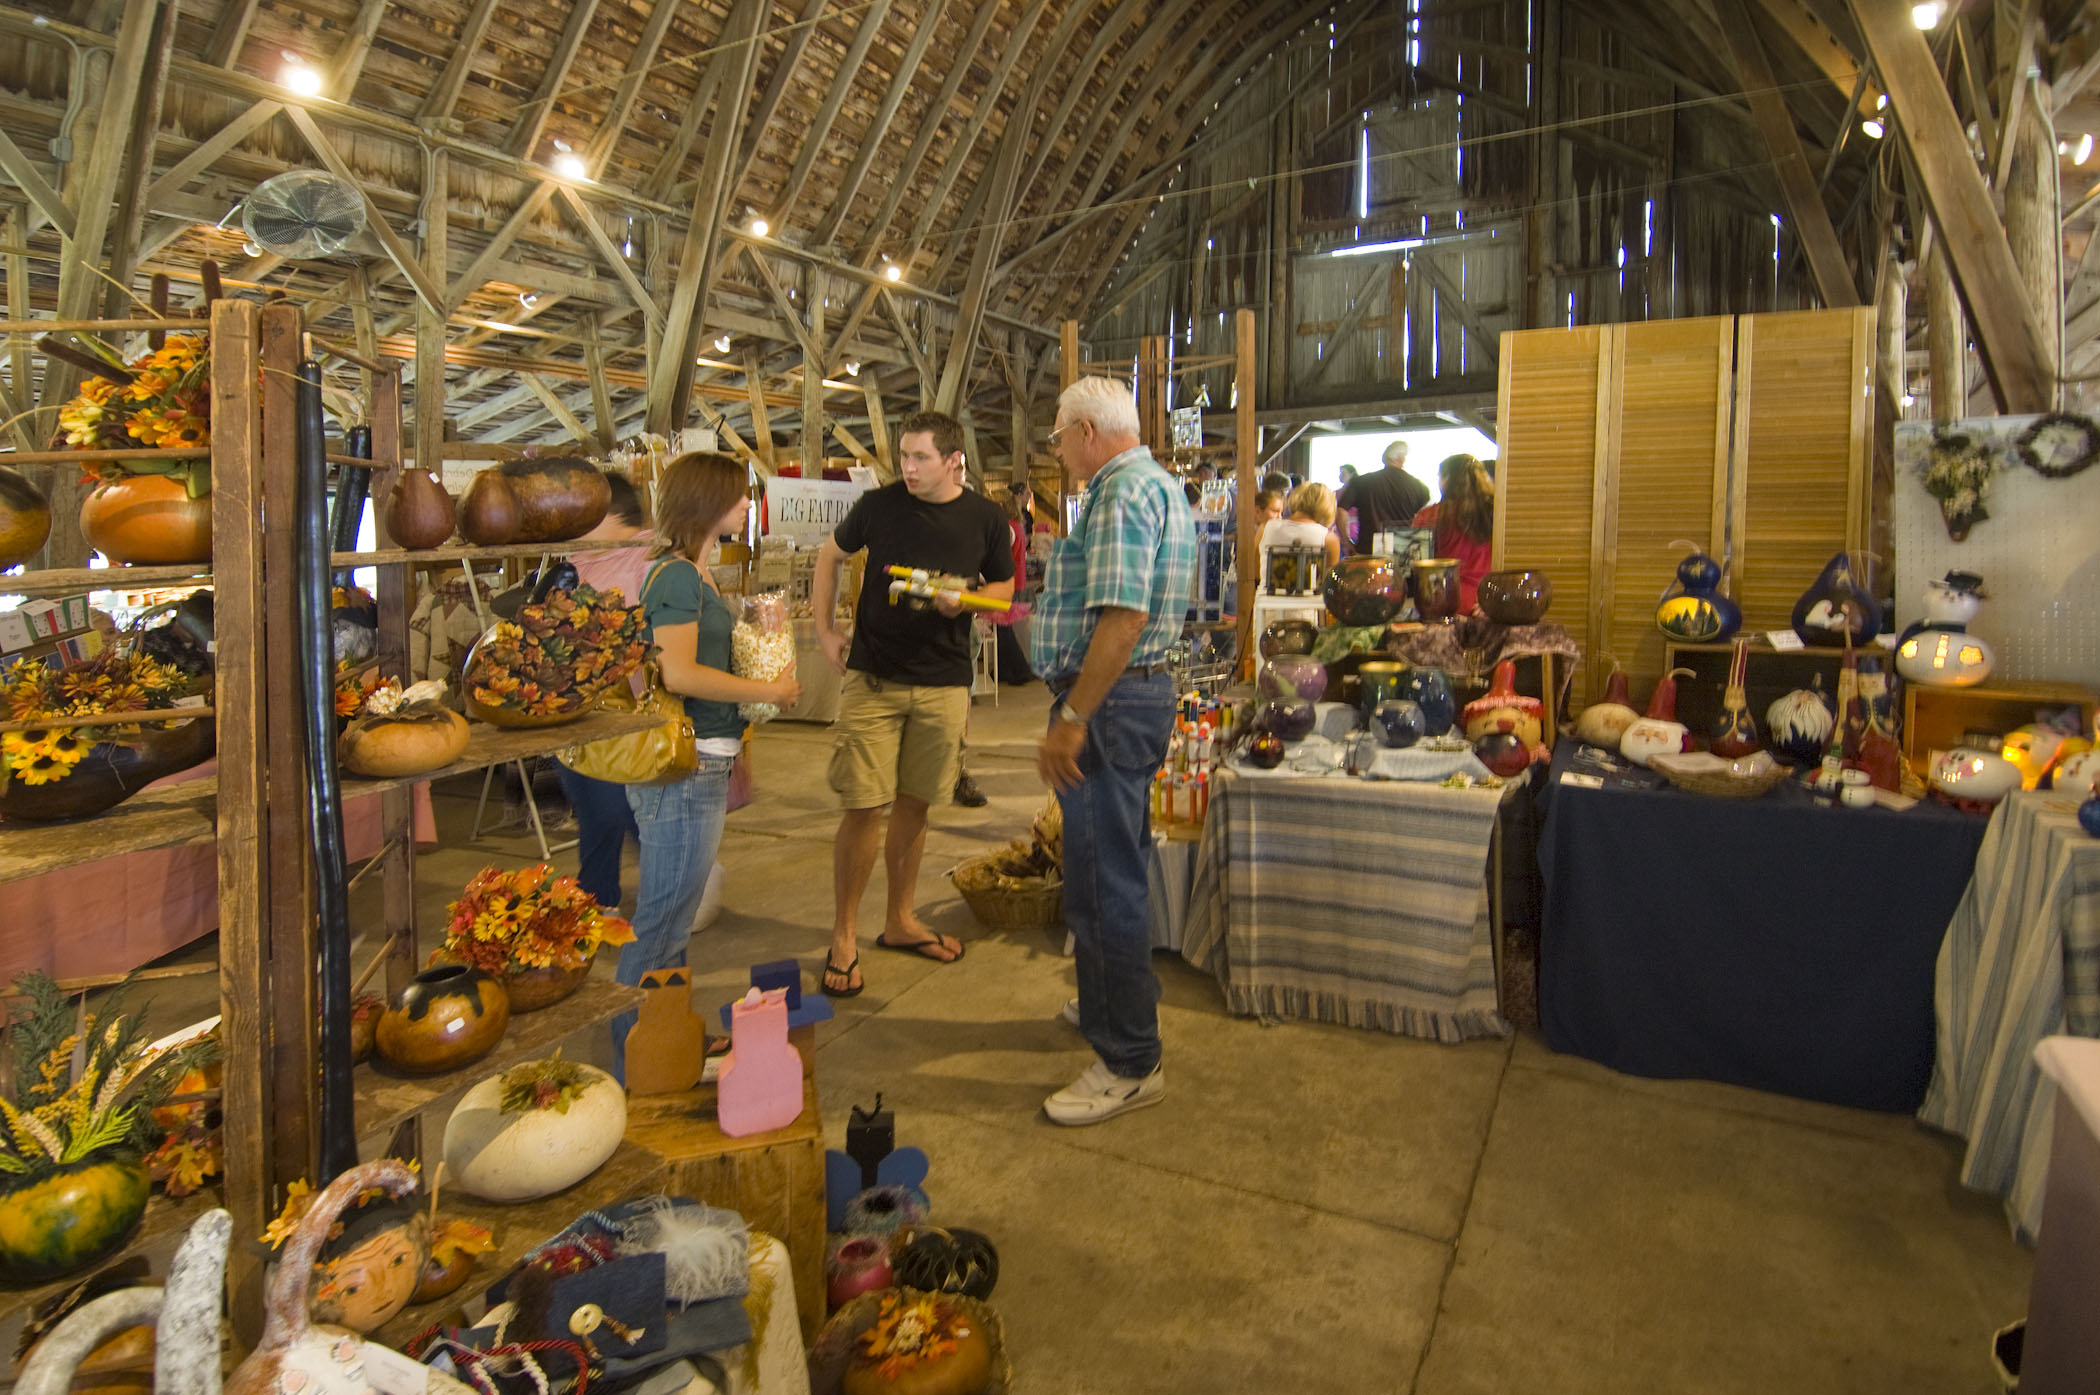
[{"x1": 1895, "y1": 570, "x2": 1996, "y2": 689}]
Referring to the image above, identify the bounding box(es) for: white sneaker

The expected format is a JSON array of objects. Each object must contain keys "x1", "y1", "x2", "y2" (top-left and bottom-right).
[
  {"x1": 1059, "y1": 997, "x2": 1081, "y2": 1028},
  {"x1": 1043, "y1": 1059, "x2": 1164, "y2": 1126}
]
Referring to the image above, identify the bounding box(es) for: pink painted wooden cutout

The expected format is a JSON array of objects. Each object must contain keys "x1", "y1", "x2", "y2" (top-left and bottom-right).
[{"x1": 717, "y1": 987, "x2": 803, "y2": 1137}]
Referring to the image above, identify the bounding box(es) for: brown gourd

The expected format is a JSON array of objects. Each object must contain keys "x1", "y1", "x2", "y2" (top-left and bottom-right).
[
  {"x1": 457, "y1": 470, "x2": 522, "y2": 546},
  {"x1": 384, "y1": 468, "x2": 455, "y2": 549},
  {"x1": 498, "y1": 455, "x2": 610, "y2": 542},
  {"x1": 0, "y1": 465, "x2": 52, "y2": 569}
]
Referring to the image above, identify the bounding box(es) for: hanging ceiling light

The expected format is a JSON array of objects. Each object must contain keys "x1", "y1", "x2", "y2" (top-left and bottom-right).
[
  {"x1": 280, "y1": 55, "x2": 323, "y2": 96},
  {"x1": 1861, "y1": 119, "x2": 1886, "y2": 140},
  {"x1": 884, "y1": 264, "x2": 903, "y2": 282},
  {"x1": 715, "y1": 334, "x2": 733, "y2": 353},
  {"x1": 1912, "y1": 1, "x2": 1945, "y2": 29},
  {"x1": 844, "y1": 361, "x2": 861, "y2": 376},
  {"x1": 2079, "y1": 133, "x2": 2095, "y2": 165},
  {"x1": 553, "y1": 151, "x2": 588, "y2": 180},
  {"x1": 750, "y1": 216, "x2": 770, "y2": 237}
]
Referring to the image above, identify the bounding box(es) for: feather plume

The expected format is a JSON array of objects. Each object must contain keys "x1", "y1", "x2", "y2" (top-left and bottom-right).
[{"x1": 617, "y1": 1197, "x2": 749, "y2": 1306}]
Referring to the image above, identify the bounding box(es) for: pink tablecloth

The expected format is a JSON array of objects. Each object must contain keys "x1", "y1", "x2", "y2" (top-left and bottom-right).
[{"x1": 0, "y1": 761, "x2": 437, "y2": 983}]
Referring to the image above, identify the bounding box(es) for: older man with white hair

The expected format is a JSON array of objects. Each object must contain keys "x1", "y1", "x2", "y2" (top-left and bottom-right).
[{"x1": 1033, "y1": 375, "x2": 1196, "y2": 1125}]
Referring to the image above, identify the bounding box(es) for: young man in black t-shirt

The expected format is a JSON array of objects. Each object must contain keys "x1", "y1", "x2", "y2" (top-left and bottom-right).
[{"x1": 810, "y1": 411, "x2": 1015, "y2": 998}]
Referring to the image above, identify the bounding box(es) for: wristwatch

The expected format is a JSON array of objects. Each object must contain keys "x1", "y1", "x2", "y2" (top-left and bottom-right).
[{"x1": 1054, "y1": 698, "x2": 1089, "y2": 727}]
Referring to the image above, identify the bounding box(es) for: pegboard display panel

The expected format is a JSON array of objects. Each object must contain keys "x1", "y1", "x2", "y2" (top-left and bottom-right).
[{"x1": 1893, "y1": 415, "x2": 2100, "y2": 690}]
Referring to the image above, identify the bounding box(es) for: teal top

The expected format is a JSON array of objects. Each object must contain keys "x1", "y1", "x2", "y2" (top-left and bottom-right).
[{"x1": 640, "y1": 558, "x2": 744, "y2": 741}]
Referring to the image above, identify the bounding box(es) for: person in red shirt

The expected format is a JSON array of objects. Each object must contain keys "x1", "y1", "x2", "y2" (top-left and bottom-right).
[{"x1": 1411, "y1": 453, "x2": 1496, "y2": 614}]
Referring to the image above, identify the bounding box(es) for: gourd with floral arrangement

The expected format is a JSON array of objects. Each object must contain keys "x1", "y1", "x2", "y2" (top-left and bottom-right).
[
  {"x1": 0, "y1": 973, "x2": 218, "y2": 1282},
  {"x1": 52, "y1": 322, "x2": 216, "y2": 564},
  {"x1": 337, "y1": 676, "x2": 470, "y2": 778},
  {"x1": 438, "y1": 863, "x2": 635, "y2": 1010},
  {"x1": 0, "y1": 647, "x2": 214, "y2": 822},
  {"x1": 461, "y1": 584, "x2": 646, "y2": 728}
]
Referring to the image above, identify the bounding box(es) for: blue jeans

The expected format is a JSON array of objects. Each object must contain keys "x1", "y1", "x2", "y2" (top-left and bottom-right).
[
  {"x1": 1055, "y1": 672, "x2": 1176, "y2": 1077},
  {"x1": 613, "y1": 755, "x2": 735, "y2": 1073},
  {"x1": 555, "y1": 761, "x2": 639, "y2": 911}
]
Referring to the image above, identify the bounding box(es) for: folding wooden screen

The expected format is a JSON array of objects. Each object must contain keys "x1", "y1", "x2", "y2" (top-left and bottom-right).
[{"x1": 1494, "y1": 307, "x2": 1873, "y2": 705}]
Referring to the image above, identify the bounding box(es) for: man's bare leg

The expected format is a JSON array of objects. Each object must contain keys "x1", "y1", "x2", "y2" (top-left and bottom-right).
[
  {"x1": 876, "y1": 795, "x2": 960, "y2": 958},
  {"x1": 826, "y1": 806, "x2": 883, "y2": 991}
]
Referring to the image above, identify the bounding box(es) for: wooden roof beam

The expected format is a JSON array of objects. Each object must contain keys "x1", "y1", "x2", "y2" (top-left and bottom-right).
[
  {"x1": 328, "y1": 0, "x2": 392, "y2": 98},
  {"x1": 555, "y1": 185, "x2": 665, "y2": 333},
  {"x1": 207, "y1": 0, "x2": 260, "y2": 67},
  {"x1": 1748, "y1": 0, "x2": 1883, "y2": 109},
  {"x1": 772, "y1": 0, "x2": 896, "y2": 224},
  {"x1": 721, "y1": 0, "x2": 827, "y2": 205},
  {"x1": 1717, "y1": 0, "x2": 1862, "y2": 305},
  {"x1": 1852, "y1": 0, "x2": 2053, "y2": 411},
  {"x1": 813, "y1": 0, "x2": 950, "y2": 246},
  {"x1": 283, "y1": 106, "x2": 449, "y2": 319},
  {"x1": 419, "y1": 0, "x2": 504, "y2": 124},
  {"x1": 584, "y1": 0, "x2": 685, "y2": 171},
  {"x1": 143, "y1": 100, "x2": 282, "y2": 211},
  {"x1": 505, "y1": 0, "x2": 604, "y2": 160}
]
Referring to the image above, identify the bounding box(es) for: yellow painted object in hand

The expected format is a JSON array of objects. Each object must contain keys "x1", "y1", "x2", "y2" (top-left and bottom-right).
[{"x1": 884, "y1": 565, "x2": 1012, "y2": 612}]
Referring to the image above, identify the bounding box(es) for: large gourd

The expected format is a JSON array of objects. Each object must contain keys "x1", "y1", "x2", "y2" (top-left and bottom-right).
[
  {"x1": 457, "y1": 470, "x2": 521, "y2": 546},
  {"x1": 1574, "y1": 661, "x2": 1640, "y2": 748},
  {"x1": 497, "y1": 456, "x2": 610, "y2": 543},
  {"x1": 384, "y1": 468, "x2": 455, "y2": 549},
  {"x1": 0, "y1": 465, "x2": 51, "y2": 568}
]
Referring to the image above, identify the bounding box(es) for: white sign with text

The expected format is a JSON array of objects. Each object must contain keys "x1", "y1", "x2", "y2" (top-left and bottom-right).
[{"x1": 763, "y1": 476, "x2": 868, "y2": 542}]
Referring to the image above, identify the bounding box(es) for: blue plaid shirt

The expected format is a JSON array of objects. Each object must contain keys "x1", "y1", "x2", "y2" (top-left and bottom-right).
[{"x1": 1031, "y1": 445, "x2": 1197, "y2": 684}]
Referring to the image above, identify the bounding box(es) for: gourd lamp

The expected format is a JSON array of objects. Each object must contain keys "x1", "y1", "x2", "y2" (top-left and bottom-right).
[{"x1": 1895, "y1": 570, "x2": 1995, "y2": 688}]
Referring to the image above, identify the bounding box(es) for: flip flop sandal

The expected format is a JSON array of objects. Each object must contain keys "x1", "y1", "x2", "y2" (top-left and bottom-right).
[
  {"x1": 874, "y1": 933, "x2": 966, "y2": 963},
  {"x1": 821, "y1": 954, "x2": 865, "y2": 998}
]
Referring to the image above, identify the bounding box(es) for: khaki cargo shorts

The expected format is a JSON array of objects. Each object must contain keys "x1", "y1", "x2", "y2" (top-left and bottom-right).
[{"x1": 828, "y1": 671, "x2": 970, "y2": 809}]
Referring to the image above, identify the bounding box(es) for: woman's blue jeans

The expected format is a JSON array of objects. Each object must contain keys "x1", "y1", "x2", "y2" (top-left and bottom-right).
[
  {"x1": 611, "y1": 754, "x2": 734, "y2": 1074},
  {"x1": 1056, "y1": 671, "x2": 1176, "y2": 1078},
  {"x1": 555, "y1": 761, "x2": 639, "y2": 912}
]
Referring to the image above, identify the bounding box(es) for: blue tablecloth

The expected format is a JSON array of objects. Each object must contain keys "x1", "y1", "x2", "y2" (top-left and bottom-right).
[{"x1": 1537, "y1": 741, "x2": 1987, "y2": 1112}]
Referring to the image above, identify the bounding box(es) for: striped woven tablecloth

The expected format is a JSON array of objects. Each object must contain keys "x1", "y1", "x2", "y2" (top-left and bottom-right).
[
  {"x1": 1918, "y1": 791, "x2": 2100, "y2": 1240},
  {"x1": 1182, "y1": 767, "x2": 1510, "y2": 1043}
]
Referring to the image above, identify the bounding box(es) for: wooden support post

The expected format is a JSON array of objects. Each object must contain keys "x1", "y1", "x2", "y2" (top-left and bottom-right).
[
  {"x1": 1234, "y1": 308, "x2": 1259, "y2": 674},
  {"x1": 743, "y1": 354, "x2": 775, "y2": 471},
  {"x1": 415, "y1": 147, "x2": 450, "y2": 491},
  {"x1": 368, "y1": 367, "x2": 418, "y2": 1000},
  {"x1": 1059, "y1": 320, "x2": 1080, "y2": 392},
  {"x1": 2, "y1": 208, "x2": 31, "y2": 451},
  {"x1": 1715, "y1": 0, "x2": 1860, "y2": 308},
  {"x1": 1877, "y1": 246, "x2": 1907, "y2": 412},
  {"x1": 1529, "y1": 0, "x2": 1563, "y2": 329},
  {"x1": 1926, "y1": 235, "x2": 1966, "y2": 420},
  {"x1": 1265, "y1": 102, "x2": 1294, "y2": 405},
  {"x1": 210, "y1": 297, "x2": 270, "y2": 1339},
  {"x1": 961, "y1": 413, "x2": 983, "y2": 492},
  {"x1": 802, "y1": 265, "x2": 826, "y2": 475},
  {"x1": 1855, "y1": 0, "x2": 2054, "y2": 412},
  {"x1": 586, "y1": 315, "x2": 617, "y2": 452},
  {"x1": 862, "y1": 371, "x2": 892, "y2": 476},
  {"x1": 1138, "y1": 335, "x2": 1169, "y2": 456},
  {"x1": 103, "y1": 0, "x2": 178, "y2": 319},
  {"x1": 258, "y1": 301, "x2": 319, "y2": 1193},
  {"x1": 2005, "y1": 73, "x2": 2063, "y2": 400}
]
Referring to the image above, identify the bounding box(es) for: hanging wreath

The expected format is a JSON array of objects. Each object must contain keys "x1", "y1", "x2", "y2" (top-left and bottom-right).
[
  {"x1": 1917, "y1": 425, "x2": 2001, "y2": 542},
  {"x1": 2015, "y1": 412, "x2": 2100, "y2": 479}
]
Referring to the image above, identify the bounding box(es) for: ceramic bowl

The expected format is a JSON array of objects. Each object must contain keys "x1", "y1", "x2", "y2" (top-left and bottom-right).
[{"x1": 1477, "y1": 570, "x2": 1552, "y2": 625}]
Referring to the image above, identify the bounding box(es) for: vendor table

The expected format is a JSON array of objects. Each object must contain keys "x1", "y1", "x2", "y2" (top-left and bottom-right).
[
  {"x1": 1182, "y1": 766, "x2": 1510, "y2": 1043},
  {"x1": 1537, "y1": 740, "x2": 1986, "y2": 1113},
  {"x1": 1918, "y1": 792, "x2": 2100, "y2": 1240}
]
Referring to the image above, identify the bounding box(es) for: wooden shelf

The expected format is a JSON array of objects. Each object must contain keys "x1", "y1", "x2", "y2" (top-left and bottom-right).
[
  {"x1": 332, "y1": 537, "x2": 652, "y2": 568},
  {"x1": 368, "y1": 1139, "x2": 668, "y2": 1351},
  {"x1": 353, "y1": 979, "x2": 643, "y2": 1145},
  {"x1": 2, "y1": 563, "x2": 214, "y2": 597},
  {"x1": 0, "y1": 775, "x2": 218, "y2": 885},
  {"x1": 0, "y1": 1186, "x2": 220, "y2": 1323},
  {"x1": 338, "y1": 710, "x2": 665, "y2": 798}
]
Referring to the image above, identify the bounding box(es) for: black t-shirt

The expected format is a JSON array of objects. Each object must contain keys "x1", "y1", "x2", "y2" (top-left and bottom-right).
[
  {"x1": 1337, "y1": 466, "x2": 1431, "y2": 554},
  {"x1": 833, "y1": 482, "x2": 1015, "y2": 686}
]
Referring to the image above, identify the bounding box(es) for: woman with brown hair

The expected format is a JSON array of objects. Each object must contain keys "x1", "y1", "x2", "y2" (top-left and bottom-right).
[
  {"x1": 1412, "y1": 453, "x2": 1495, "y2": 613},
  {"x1": 614, "y1": 451, "x2": 800, "y2": 1070}
]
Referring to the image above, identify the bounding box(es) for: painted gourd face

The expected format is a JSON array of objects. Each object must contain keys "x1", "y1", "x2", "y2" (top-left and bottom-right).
[
  {"x1": 309, "y1": 1215, "x2": 428, "y2": 1333},
  {"x1": 1896, "y1": 630, "x2": 1994, "y2": 688},
  {"x1": 1929, "y1": 748, "x2": 2022, "y2": 803}
]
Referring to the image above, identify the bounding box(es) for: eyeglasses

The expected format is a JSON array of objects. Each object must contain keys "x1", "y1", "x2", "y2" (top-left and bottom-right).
[{"x1": 1048, "y1": 422, "x2": 1081, "y2": 447}]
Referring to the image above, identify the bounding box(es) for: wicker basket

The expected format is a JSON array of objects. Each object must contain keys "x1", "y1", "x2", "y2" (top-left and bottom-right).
[
  {"x1": 950, "y1": 855, "x2": 1064, "y2": 933},
  {"x1": 1649, "y1": 752, "x2": 1793, "y2": 800}
]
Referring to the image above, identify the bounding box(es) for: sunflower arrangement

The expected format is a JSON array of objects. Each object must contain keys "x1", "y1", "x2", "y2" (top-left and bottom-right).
[
  {"x1": 1, "y1": 649, "x2": 204, "y2": 788},
  {"x1": 0, "y1": 972, "x2": 218, "y2": 1182},
  {"x1": 438, "y1": 863, "x2": 634, "y2": 975},
  {"x1": 55, "y1": 333, "x2": 212, "y2": 498},
  {"x1": 463, "y1": 585, "x2": 646, "y2": 720}
]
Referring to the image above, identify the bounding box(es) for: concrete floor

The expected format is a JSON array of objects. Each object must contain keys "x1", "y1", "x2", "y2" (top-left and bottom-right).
[{"x1": 372, "y1": 684, "x2": 2030, "y2": 1393}]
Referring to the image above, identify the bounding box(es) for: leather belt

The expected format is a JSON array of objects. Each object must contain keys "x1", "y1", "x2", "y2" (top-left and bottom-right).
[{"x1": 1047, "y1": 663, "x2": 1170, "y2": 700}]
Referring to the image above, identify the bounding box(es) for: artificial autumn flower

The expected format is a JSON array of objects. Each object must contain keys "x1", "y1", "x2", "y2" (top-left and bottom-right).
[
  {"x1": 438, "y1": 864, "x2": 634, "y2": 975},
  {"x1": 462, "y1": 586, "x2": 646, "y2": 720},
  {"x1": 1, "y1": 650, "x2": 203, "y2": 787}
]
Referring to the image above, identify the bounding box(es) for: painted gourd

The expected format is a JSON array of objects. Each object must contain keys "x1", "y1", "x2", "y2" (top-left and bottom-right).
[
  {"x1": 1461, "y1": 660, "x2": 1544, "y2": 746},
  {"x1": 337, "y1": 707, "x2": 469, "y2": 778},
  {"x1": 1655, "y1": 547, "x2": 1740, "y2": 643},
  {"x1": 1258, "y1": 618, "x2": 1318, "y2": 659},
  {"x1": 1373, "y1": 699, "x2": 1425, "y2": 748},
  {"x1": 1246, "y1": 730, "x2": 1286, "y2": 768},
  {"x1": 892, "y1": 1226, "x2": 999, "y2": 1301},
  {"x1": 373, "y1": 965, "x2": 509, "y2": 1076},
  {"x1": 1709, "y1": 638, "x2": 1761, "y2": 760},
  {"x1": 306, "y1": 1193, "x2": 430, "y2": 1334},
  {"x1": 2081, "y1": 795, "x2": 2100, "y2": 838},
  {"x1": 1264, "y1": 699, "x2": 1316, "y2": 743},
  {"x1": 443, "y1": 1061, "x2": 627, "y2": 1202},
  {"x1": 457, "y1": 470, "x2": 522, "y2": 546},
  {"x1": 1929, "y1": 748, "x2": 2021, "y2": 805},
  {"x1": 1766, "y1": 683, "x2": 1835, "y2": 765},
  {"x1": 1574, "y1": 663, "x2": 1641, "y2": 749},
  {"x1": 2054, "y1": 749, "x2": 2100, "y2": 798},
  {"x1": 0, "y1": 464, "x2": 52, "y2": 568},
  {"x1": 1323, "y1": 555, "x2": 1406, "y2": 627},
  {"x1": 1791, "y1": 552, "x2": 1881, "y2": 647},
  {"x1": 383, "y1": 468, "x2": 454, "y2": 549},
  {"x1": 0, "y1": 717, "x2": 216, "y2": 824},
  {"x1": 80, "y1": 475, "x2": 213, "y2": 565},
  {"x1": 840, "y1": 1294, "x2": 994, "y2": 1395},
  {"x1": 1476, "y1": 569, "x2": 1551, "y2": 625},
  {"x1": 0, "y1": 1157, "x2": 150, "y2": 1284},
  {"x1": 1258, "y1": 654, "x2": 1327, "y2": 704},
  {"x1": 1474, "y1": 730, "x2": 1533, "y2": 777},
  {"x1": 498, "y1": 456, "x2": 611, "y2": 543}
]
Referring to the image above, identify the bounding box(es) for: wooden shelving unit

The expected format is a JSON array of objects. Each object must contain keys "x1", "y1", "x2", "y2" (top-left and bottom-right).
[{"x1": 0, "y1": 303, "x2": 675, "y2": 1337}]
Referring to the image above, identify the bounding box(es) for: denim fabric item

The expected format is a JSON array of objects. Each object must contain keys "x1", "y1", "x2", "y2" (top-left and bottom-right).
[
  {"x1": 555, "y1": 760, "x2": 640, "y2": 911},
  {"x1": 1030, "y1": 446, "x2": 1197, "y2": 682},
  {"x1": 614, "y1": 754, "x2": 735, "y2": 1073},
  {"x1": 1057, "y1": 671, "x2": 1177, "y2": 1077}
]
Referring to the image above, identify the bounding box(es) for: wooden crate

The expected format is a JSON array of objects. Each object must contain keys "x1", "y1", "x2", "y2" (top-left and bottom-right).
[
  {"x1": 1664, "y1": 641, "x2": 1847, "y2": 744},
  {"x1": 624, "y1": 1076, "x2": 827, "y2": 1345},
  {"x1": 1901, "y1": 681, "x2": 2098, "y2": 775}
]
